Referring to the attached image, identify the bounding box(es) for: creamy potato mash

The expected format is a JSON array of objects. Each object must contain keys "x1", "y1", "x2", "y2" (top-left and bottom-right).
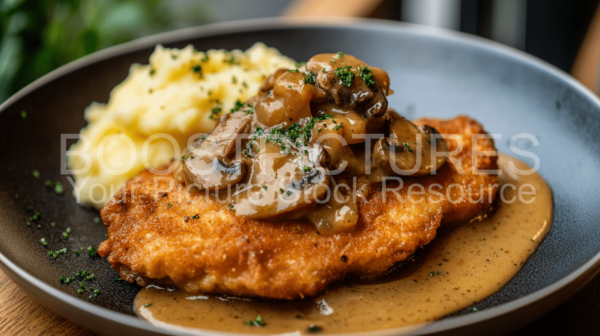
[{"x1": 68, "y1": 43, "x2": 295, "y2": 209}]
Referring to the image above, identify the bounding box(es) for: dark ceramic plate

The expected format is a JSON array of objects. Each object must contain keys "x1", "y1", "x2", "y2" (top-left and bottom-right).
[{"x1": 1, "y1": 18, "x2": 600, "y2": 336}]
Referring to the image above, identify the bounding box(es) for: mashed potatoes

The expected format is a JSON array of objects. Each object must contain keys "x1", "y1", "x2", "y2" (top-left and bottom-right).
[{"x1": 68, "y1": 43, "x2": 295, "y2": 209}]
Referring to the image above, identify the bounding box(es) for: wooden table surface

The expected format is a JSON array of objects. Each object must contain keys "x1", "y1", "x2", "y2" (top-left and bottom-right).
[{"x1": 2, "y1": 266, "x2": 600, "y2": 335}]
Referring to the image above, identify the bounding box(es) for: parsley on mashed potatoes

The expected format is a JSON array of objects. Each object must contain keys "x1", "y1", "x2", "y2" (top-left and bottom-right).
[{"x1": 68, "y1": 43, "x2": 294, "y2": 209}]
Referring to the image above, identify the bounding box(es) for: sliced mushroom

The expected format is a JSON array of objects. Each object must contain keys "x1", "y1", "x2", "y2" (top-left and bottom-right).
[
  {"x1": 305, "y1": 177, "x2": 359, "y2": 235},
  {"x1": 232, "y1": 141, "x2": 331, "y2": 220},
  {"x1": 306, "y1": 54, "x2": 389, "y2": 120},
  {"x1": 373, "y1": 114, "x2": 448, "y2": 176},
  {"x1": 176, "y1": 112, "x2": 252, "y2": 190}
]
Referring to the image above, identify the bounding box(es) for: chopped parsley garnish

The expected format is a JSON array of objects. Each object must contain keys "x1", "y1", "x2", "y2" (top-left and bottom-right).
[
  {"x1": 144, "y1": 303, "x2": 152, "y2": 307},
  {"x1": 287, "y1": 69, "x2": 299, "y2": 73},
  {"x1": 21, "y1": 111, "x2": 26, "y2": 119},
  {"x1": 89, "y1": 287, "x2": 100, "y2": 299},
  {"x1": 230, "y1": 99, "x2": 245, "y2": 113},
  {"x1": 333, "y1": 123, "x2": 343, "y2": 130},
  {"x1": 31, "y1": 211, "x2": 41, "y2": 222},
  {"x1": 262, "y1": 186, "x2": 268, "y2": 190},
  {"x1": 94, "y1": 217, "x2": 100, "y2": 224},
  {"x1": 149, "y1": 68, "x2": 156, "y2": 76},
  {"x1": 322, "y1": 68, "x2": 328, "y2": 72},
  {"x1": 209, "y1": 105, "x2": 223, "y2": 120},
  {"x1": 223, "y1": 53, "x2": 238, "y2": 65},
  {"x1": 304, "y1": 71, "x2": 316, "y2": 85},
  {"x1": 32, "y1": 170, "x2": 40, "y2": 178},
  {"x1": 44, "y1": 180, "x2": 53, "y2": 188},
  {"x1": 181, "y1": 155, "x2": 186, "y2": 162},
  {"x1": 287, "y1": 85, "x2": 292, "y2": 89},
  {"x1": 335, "y1": 66, "x2": 354, "y2": 87},
  {"x1": 336, "y1": 51, "x2": 344, "y2": 58},
  {"x1": 357, "y1": 64, "x2": 375, "y2": 86},
  {"x1": 243, "y1": 105, "x2": 255, "y2": 115},
  {"x1": 40, "y1": 238, "x2": 47, "y2": 247},
  {"x1": 295, "y1": 61, "x2": 306, "y2": 68},
  {"x1": 167, "y1": 203, "x2": 172, "y2": 209},
  {"x1": 201, "y1": 54, "x2": 209, "y2": 62},
  {"x1": 49, "y1": 248, "x2": 68, "y2": 259},
  {"x1": 242, "y1": 81, "x2": 248, "y2": 88},
  {"x1": 74, "y1": 250, "x2": 80, "y2": 256},
  {"x1": 232, "y1": 76, "x2": 237, "y2": 84},
  {"x1": 191, "y1": 64, "x2": 202, "y2": 73},
  {"x1": 78, "y1": 282, "x2": 84, "y2": 294},
  {"x1": 403, "y1": 142, "x2": 412, "y2": 152},
  {"x1": 192, "y1": 213, "x2": 199, "y2": 219},
  {"x1": 51, "y1": 222, "x2": 56, "y2": 227},
  {"x1": 87, "y1": 246, "x2": 97, "y2": 258},
  {"x1": 245, "y1": 315, "x2": 265, "y2": 327},
  {"x1": 302, "y1": 166, "x2": 312, "y2": 173},
  {"x1": 75, "y1": 270, "x2": 91, "y2": 278},
  {"x1": 59, "y1": 275, "x2": 75, "y2": 284},
  {"x1": 54, "y1": 181, "x2": 64, "y2": 195},
  {"x1": 229, "y1": 203, "x2": 235, "y2": 211}
]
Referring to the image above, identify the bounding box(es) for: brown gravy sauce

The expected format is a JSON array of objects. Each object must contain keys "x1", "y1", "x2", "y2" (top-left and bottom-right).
[{"x1": 134, "y1": 154, "x2": 553, "y2": 335}]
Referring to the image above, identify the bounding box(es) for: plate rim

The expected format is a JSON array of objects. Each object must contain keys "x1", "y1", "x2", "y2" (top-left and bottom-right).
[{"x1": 1, "y1": 17, "x2": 599, "y2": 335}]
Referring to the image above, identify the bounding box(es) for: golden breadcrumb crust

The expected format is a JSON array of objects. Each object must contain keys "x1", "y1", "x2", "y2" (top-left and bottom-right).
[{"x1": 98, "y1": 116, "x2": 498, "y2": 299}]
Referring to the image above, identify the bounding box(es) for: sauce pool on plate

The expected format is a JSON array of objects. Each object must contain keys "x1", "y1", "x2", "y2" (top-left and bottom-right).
[{"x1": 134, "y1": 154, "x2": 552, "y2": 335}]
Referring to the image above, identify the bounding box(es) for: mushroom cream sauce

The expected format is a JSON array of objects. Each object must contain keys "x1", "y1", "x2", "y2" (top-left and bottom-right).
[{"x1": 134, "y1": 154, "x2": 553, "y2": 335}]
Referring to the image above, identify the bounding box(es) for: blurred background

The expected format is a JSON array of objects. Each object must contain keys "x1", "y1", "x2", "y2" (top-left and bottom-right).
[{"x1": 1, "y1": 0, "x2": 600, "y2": 102}]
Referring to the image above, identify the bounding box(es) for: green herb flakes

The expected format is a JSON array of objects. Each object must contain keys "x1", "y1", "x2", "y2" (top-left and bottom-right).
[
  {"x1": 245, "y1": 314, "x2": 265, "y2": 327},
  {"x1": 335, "y1": 66, "x2": 354, "y2": 87},
  {"x1": 230, "y1": 100, "x2": 244, "y2": 113},
  {"x1": 32, "y1": 170, "x2": 40, "y2": 178},
  {"x1": 210, "y1": 105, "x2": 223, "y2": 120},
  {"x1": 87, "y1": 246, "x2": 97, "y2": 258},
  {"x1": 54, "y1": 181, "x2": 64, "y2": 195},
  {"x1": 357, "y1": 64, "x2": 375, "y2": 86},
  {"x1": 59, "y1": 275, "x2": 75, "y2": 284},
  {"x1": 304, "y1": 71, "x2": 316, "y2": 85}
]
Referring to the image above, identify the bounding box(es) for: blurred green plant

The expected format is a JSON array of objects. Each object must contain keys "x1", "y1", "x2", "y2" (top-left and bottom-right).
[{"x1": 0, "y1": 0, "x2": 211, "y2": 102}]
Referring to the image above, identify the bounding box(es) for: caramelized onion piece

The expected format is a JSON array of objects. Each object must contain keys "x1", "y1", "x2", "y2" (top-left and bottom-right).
[{"x1": 373, "y1": 114, "x2": 448, "y2": 176}]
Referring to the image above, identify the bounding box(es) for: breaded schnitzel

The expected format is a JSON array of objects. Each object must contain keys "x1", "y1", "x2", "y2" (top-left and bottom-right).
[{"x1": 98, "y1": 116, "x2": 498, "y2": 299}]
